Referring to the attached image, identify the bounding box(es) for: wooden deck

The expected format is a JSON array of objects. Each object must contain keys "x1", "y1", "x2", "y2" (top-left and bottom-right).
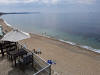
[{"x1": 0, "y1": 55, "x2": 35, "y2": 75}]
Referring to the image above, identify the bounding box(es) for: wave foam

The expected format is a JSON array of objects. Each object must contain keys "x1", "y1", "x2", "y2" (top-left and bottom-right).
[
  {"x1": 58, "y1": 39, "x2": 100, "y2": 53},
  {"x1": 59, "y1": 39, "x2": 76, "y2": 45},
  {"x1": 4, "y1": 20, "x2": 12, "y2": 27},
  {"x1": 80, "y1": 45, "x2": 100, "y2": 53}
]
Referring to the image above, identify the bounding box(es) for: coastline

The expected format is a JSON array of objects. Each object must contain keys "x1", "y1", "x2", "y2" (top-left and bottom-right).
[
  {"x1": 26, "y1": 33, "x2": 100, "y2": 75},
  {"x1": 30, "y1": 32, "x2": 100, "y2": 54},
  {"x1": 1, "y1": 18, "x2": 100, "y2": 54},
  {"x1": 1, "y1": 18, "x2": 100, "y2": 75}
]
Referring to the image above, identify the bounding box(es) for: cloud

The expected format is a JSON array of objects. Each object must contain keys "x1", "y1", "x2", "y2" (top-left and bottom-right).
[
  {"x1": 76, "y1": 0, "x2": 96, "y2": 4},
  {"x1": 0, "y1": 0, "x2": 96, "y2": 4},
  {"x1": 40, "y1": 0, "x2": 58, "y2": 4},
  {"x1": 0, "y1": 0, "x2": 38, "y2": 3}
]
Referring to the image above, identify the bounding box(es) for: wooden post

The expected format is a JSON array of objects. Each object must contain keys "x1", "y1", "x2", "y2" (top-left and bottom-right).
[
  {"x1": 14, "y1": 57, "x2": 17, "y2": 67},
  {"x1": 1, "y1": 43, "x2": 4, "y2": 57},
  {"x1": 32, "y1": 52, "x2": 34, "y2": 68},
  {"x1": 49, "y1": 65, "x2": 51, "y2": 75}
]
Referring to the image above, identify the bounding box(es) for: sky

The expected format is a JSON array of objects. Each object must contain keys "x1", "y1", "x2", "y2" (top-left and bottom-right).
[{"x1": 0, "y1": 0, "x2": 99, "y2": 12}]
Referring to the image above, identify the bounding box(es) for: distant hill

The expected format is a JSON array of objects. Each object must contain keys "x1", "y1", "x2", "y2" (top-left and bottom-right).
[
  {"x1": 0, "y1": 12, "x2": 4, "y2": 15},
  {"x1": 0, "y1": 12, "x2": 40, "y2": 16}
]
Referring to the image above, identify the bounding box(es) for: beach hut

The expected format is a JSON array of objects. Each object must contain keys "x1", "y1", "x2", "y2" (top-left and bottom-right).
[
  {"x1": 0, "y1": 29, "x2": 30, "y2": 57},
  {"x1": 1, "y1": 29, "x2": 30, "y2": 42}
]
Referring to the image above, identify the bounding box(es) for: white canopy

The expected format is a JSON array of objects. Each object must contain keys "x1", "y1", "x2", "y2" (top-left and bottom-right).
[{"x1": 1, "y1": 29, "x2": 30, "y2": 42}]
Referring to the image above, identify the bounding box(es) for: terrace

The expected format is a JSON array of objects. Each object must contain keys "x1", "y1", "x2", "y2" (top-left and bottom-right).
[{"x1": 0, "y1": 41, "x2": 51, "y2": 75}]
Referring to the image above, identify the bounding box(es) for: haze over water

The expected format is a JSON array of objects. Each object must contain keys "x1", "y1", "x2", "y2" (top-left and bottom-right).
[{"x1": 1, "y1": 12, "x2": 100, "y2": 51}]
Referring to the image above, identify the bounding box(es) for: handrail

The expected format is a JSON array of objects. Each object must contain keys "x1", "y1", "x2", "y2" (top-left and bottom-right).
[
  {"x1": 33, "y1": 64, "x2": 51, "y2": 75},
  {"x1": 17, "y1": 43, "x2": 51, "y2": 75},
  {"x1": 32, "y1": 51, "x2": 49, "y2": 65},
  {"x1": 18, "y1": 43, "x2": 49, "y2": 65}
]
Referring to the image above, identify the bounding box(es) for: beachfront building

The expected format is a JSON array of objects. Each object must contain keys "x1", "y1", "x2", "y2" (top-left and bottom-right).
[
  {"x1": 0, "y1": 29, "x2": 51, "y2": 75},
  {"x1": 0, "y1": 42, "x2": 51, "y2": 75}
]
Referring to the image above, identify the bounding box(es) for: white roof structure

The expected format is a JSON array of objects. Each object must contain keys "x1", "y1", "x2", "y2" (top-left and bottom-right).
[{"x1": 1, "y1": 29, "x2": 30, "y2": 42}]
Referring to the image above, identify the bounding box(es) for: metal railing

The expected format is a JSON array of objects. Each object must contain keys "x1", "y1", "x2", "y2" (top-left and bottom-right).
[
  {"x1": 33, "y1": 64, "x2": 51, "y2": 75},
  {"x1": 32, "y1": 52, "x2": 51, "y2": 75},
  {"x1": 18, "y1": 44, "x2": 51, "y2": 75}
]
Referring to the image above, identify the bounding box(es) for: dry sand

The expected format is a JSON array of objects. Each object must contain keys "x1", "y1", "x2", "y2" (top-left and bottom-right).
[
  {"x1": 0, "y1": 18, "x2": 100, "y2": 75},
  {"x1": 0, "y1": 18, "x2": 13, "y2": 33}
]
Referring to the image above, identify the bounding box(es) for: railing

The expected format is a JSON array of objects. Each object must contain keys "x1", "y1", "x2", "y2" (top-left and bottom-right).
[
  {"x1": 32, "y1": 52, "x2": 51, "y2": 75},
  {"x1": 18, "y1": 43, "x2": 51, "y2": 75},
  {"x1": 33, "y1": 64, "x2": 51, "y2": 75}
]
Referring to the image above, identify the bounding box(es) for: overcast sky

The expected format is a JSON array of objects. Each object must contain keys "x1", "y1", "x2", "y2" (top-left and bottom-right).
[{"x1": 0, "y1": 0, "x2": 99, "y2": 12}]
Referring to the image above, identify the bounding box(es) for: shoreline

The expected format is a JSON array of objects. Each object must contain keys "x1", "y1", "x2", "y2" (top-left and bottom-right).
[
  {"x1": 1, "y1": 18, "x2": 100, "y2": 75},
  {"x1": 1, "y1": 18, "x2": 100, "y2": 54},
  {"x1": 30, "y1": 32, "x2": 100, "y2": 55},
  {"x1": 28, "y1": 33, "x2": 100, "y2": 75}
]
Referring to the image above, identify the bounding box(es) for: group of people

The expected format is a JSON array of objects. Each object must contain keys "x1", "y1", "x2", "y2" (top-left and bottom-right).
[{"x1": 33, "y1": 48, "x2": 42, "y2": 55}]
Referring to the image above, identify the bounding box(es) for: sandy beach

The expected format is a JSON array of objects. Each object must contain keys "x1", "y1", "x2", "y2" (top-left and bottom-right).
[{"x1": 0, "y1": 18, "x2": 100, "y2": 75}]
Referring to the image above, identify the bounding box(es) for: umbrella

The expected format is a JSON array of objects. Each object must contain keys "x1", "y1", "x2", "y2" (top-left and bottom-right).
[{"x1": 1, "y1": 29, "x2": 30, "y2": 42}]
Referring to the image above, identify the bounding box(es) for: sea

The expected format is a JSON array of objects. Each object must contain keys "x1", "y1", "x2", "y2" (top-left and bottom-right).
[{"x1": 1, "y1": 12, "x2": 100, "y2": 53}]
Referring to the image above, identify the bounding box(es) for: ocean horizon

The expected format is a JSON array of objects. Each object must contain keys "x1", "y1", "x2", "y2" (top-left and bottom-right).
[{"x1": 1, "y1": 12, "x2": 100, "y2": 53}]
